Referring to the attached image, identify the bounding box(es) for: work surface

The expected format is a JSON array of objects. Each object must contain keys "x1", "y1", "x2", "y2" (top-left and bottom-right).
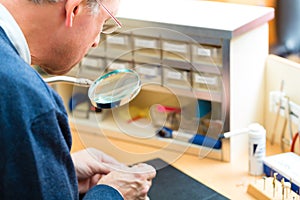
[
  {"x1": 159, "y1": 141, "x2": 281, "y2": 200},
  {"x1": 161, "y1": 152, "x2": 254, "y2": 199},
  {"x1": 71, "y1": 128, "x2": 282, "y2": 200},
  {"x1": 165, "y1": 142, "x2": 281, "y2": 200},
  {"x1": 146, "y1": 158, "x2": 229, "y2": 200}
]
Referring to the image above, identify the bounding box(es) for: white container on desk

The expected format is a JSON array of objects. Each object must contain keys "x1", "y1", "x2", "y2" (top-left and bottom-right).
[{"x1": 248, "y1": 123, "x2": 266, "y2": 176}]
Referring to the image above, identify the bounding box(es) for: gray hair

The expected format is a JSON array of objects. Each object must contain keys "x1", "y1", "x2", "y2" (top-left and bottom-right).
[{"x1": 29, "y1": 0, "x2": 100, "y2": 14}]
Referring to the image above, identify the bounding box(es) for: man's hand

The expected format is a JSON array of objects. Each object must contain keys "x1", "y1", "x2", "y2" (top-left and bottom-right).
[
  {"x1": 98, "y1": 163, "x2": 156, "y2": 200},
  {"x1": 71, "y1": 148, "x2": 125, "y2": 193}
]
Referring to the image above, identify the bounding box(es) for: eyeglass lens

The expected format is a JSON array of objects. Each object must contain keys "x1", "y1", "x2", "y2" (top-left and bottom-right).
[{"x1": 102, "y1": 18, "x2": 120, "y2": 34}]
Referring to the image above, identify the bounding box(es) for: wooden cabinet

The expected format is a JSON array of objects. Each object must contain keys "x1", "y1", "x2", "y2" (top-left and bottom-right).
[{"x1": 63, "y1": 0, "x2": 274, "y2": 162}]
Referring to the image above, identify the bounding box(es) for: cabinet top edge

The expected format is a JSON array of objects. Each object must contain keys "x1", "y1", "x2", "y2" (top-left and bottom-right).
[{"x1": 116, "y1": 0, "x2": 274, "y2": 39}]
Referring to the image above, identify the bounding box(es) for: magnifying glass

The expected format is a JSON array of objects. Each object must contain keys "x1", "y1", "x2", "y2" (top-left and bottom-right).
[{"x1": 44, "y1": 69, "x2": 141, "y2": 109}]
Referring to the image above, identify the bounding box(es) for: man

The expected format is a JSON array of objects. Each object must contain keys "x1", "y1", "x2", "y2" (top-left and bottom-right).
[{"x1": 0, "y1": 0, "x2": 156, "y2": 199}]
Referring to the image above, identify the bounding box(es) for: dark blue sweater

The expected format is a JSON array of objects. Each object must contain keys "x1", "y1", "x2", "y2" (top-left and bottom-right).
[{"x1": 0, "y1": 27, "x2": 122, "y2": 200}]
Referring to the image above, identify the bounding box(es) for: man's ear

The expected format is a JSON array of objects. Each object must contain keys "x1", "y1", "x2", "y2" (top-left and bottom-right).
[{"x1": 65, "y1": 0, "x2": 82, "y2": 27}]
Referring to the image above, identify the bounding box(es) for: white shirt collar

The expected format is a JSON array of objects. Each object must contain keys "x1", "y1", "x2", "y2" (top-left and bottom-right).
[{"x1": 0, "y1": 3, "x2": 31, "y2": 64}]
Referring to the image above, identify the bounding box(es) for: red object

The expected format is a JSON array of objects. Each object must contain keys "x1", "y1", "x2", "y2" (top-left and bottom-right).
[
  {"x1": 156, "y1": 105, "x2": 181, "y2": 113},
  {"x1": 127, "y1": 116, "x2": 143, "y2": 123}
]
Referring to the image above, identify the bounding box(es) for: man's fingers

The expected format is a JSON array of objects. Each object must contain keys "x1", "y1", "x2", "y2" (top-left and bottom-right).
[
  {"x1": 90, "y1": 174, "x2": 102, "y2": 186},
  {"x1": 130, "y1": 163, "x2": 157, "y2": 179}
]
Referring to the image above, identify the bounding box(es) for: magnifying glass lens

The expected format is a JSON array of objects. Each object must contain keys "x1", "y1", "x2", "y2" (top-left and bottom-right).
[{"x1": 88, "y1": 69, "x2": 141, "y2": 109}]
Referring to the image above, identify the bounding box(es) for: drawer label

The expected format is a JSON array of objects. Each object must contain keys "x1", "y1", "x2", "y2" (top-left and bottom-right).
[
  {"x1": 137, "y1": 65, "x2": 158, "y2": 76},
  {"x1": 108, "y1": 62, "x2": 128, "y2": 70},
  {"x1": 194, "y1": 74, "x2": 218, "y2": 86},
  {"x1": 167, "y1": 70, "x2": 186, "y2": 80},
  {"x1": 134, "y1": 38, "x2": 157, "y2": 48},
  {"x1": 196, "y1": 47, "x2": 211, "y2": 57},
  {"x1": 107, "y1": 35, "x2": 127, "y2": 45},
  {"x1": 81, "y1": 57, "x2": 99, "y2": 67},
  {"x1": 163, "y1": 42, "x2": 188, "y2": 53}
]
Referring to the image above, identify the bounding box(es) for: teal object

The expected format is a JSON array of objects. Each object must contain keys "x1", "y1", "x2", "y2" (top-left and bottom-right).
[{"x1": 196, "y1": 99, "x2": 211, "y2": 118}]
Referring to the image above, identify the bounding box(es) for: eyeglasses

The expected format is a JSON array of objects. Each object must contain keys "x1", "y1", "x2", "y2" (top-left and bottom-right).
[{"x1": 95, "y1": 0, "x2": 122, "y2": 34}]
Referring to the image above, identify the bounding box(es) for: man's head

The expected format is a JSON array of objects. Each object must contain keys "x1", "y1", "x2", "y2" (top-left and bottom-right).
[{"x1": 1, "y1": 0, "x2": 120, "y2": 75}]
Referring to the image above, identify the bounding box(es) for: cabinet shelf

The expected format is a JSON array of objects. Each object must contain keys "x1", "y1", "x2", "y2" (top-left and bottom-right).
[{"x1": 69, "y1": 112, "x2": 223, "y2": 160}]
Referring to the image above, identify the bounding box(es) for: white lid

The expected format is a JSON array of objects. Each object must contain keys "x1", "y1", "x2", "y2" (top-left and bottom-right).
[{"x1": 248, "y1": 123, "x2": 266, "y2": 136}]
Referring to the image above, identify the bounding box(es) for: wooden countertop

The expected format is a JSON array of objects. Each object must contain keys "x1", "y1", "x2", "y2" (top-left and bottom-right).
[
  {"x1": 167, "y1": 140, "x2": 281, "y2": 199},
  {"x1": 70, "y1": 126, "x2": 282, "y2": 200}
]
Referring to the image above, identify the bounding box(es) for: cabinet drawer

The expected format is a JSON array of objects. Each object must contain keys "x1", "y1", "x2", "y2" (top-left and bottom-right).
[
  {"x1": 106, "y1": 60, "x2": 132, "y2": 71},
  {"x1": 135, "y1": 64, "x2": 161, "y2": 84},
  {"x1": 162, "y1": 40, "x2": 190, "y2": 61},
  {"x1": 87, "y1": 45, "x2": 105, "y2": 57},
  {"x1": 107, "y1": 34, "x2": 130, "y2": 48},
  {"x1": 192, "y1": 44, "x2": 222, "y2": 66},
  {"x1": 163, "y1": 68, "x2": 190, "y2": 89},
  {"x1": 133, "y1": 36, "x2": 160, "y2": 62},
  {"x1": 81, "y1": 57, "x2": 104, "y2": 69},
  {"x1": 79, "y1": 57, "x2": 105, "y2": 79},
  {"x1": 134, "y1": 36, "x2": 159, "y2": 49},
  {"x1": 192, "y1": 72, "x2": 221, "y2": 92},
  {"x1": 106, "y1": 34, "x2": 132, "y2": 60}
]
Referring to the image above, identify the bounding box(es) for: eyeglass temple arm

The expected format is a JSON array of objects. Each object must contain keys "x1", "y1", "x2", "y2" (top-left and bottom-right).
[{"x1": 96, "y1": 0, "x2": 122, "y2": 27}]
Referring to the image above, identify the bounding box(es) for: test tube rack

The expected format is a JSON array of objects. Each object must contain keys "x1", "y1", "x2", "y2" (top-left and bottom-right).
[{"x1": 247, "y1": 177, "x2": 299, "y2": 200}]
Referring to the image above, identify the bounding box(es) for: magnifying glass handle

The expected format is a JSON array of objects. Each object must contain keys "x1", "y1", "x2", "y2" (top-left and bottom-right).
[{"x1": 44, "y1": 76, "x2": 93, "y2": 87}]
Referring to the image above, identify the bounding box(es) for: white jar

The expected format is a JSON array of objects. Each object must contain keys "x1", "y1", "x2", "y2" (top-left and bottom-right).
[{"x1": 248, "y1": 123, "x2": 266, "y2": 175}]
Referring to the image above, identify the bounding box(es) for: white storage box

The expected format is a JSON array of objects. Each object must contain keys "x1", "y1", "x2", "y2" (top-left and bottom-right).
[{"x1": 263, "y1": 152, "x2": 300, "y2": 193}]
